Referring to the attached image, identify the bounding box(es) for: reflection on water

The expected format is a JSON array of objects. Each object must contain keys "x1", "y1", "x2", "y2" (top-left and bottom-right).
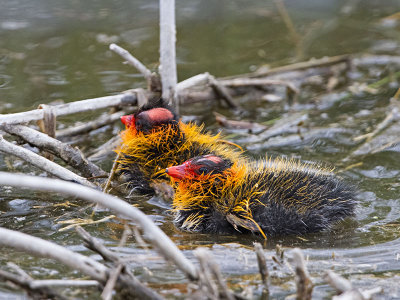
[{"x1": 1, "y1": 0, "x2": 400, "y2": 298}]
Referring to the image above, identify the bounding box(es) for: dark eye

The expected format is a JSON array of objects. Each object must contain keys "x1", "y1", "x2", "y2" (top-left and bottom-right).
[{"x1": 198, "y1": 167, "x2": 208, "y2": 174}]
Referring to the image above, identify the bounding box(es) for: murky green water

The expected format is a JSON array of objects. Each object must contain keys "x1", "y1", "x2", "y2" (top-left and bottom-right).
[{"x1": 1, "y1": 0, "x2": 400, "y2": 298}]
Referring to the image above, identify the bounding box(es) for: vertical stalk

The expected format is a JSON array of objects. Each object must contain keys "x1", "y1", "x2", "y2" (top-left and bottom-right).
[{"x1": 159, "y1": 0, "x2": 178, "y2": 114}]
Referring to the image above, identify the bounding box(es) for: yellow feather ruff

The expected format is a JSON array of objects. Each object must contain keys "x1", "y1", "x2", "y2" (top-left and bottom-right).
[{"x1": 116, "y1": 122, "x2": 245, "y2": 182}]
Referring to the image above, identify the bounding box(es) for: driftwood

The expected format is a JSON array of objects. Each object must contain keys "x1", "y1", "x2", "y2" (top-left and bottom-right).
[
  {"x1": 0, "y1": 172, "x2": 198, "y2": 281},
  {"x1": 0, "y1": 227, "x2": 162, "y2": 300},
  {"x1": 1, "y1": 124, "x2": 106, "y2": 179},
  {"x1": 0, "y1": 136, "x2": 96, "y2": 187},
  {"x1": 0, "y1": 92, "x2": 137, "y2": 125}
]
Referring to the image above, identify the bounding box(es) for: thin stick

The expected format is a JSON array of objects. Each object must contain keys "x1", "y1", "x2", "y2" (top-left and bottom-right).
[
  {"x1": 101, "y1": 264, "x2": 123, "y2": 300},
  {"x1": 0, "y1": 227, "x2": 163, "y2": 300},
  {"x1": 0, "y1": 136, "x2": 96, "y2": 188},
  {"x1": 56, "y1": 108, "x2": 135, "y2": 138},
  {"x1": 103, "y1": 152, "x2": 122, "y2": 193},
  {"x1": 29, "y1": 280, "x2": 100, "y2": 288},
  {"x1": 222, "y1": 55, "x2": 350, "y2": 80},
  {"x1": 0, "y1": 92, "x2": 137, "y2": 125},
  {"x1": 76, "y1": 226, "x2": 121, "y2": 263},
  {"x1": 0, "y1": 269, "x2": 66, "y2": 300},
  {"x1": 110, "y1": 44, "x2": 152, "y2": 80},
  {"x1": 290, "y1": 248, "x2": 313, "y2": 300},
  {"x1": 0, "y1": 172, "x2": 198, "y2": 280},
  {"x1": 1, "y1": 124, "x2": 107, "y2": 179},
  {"x1": 109, "y1": 44, "x2": 160, "y2": 92},
  {"x1": 324, "y1": 270, "x2": 352, "y2": 294},
  {"x1": 254, "y1": 242, "x2": 269, "y2": 291},
  {"x1": 176, "y1": 73, "x2": 210, "y2": 94},
  {"x1": 159, "y1": 0, "x2": 178, "y2": 112},
  {"x1": 208, "y1": 75, "x2": 238, "y2": 109},
  {"x1": 0, "y1": 228, "x2": 108, "y2": 282},
  {"x1": 218, "y1": 78, "x2": 299, "y2": 94}
]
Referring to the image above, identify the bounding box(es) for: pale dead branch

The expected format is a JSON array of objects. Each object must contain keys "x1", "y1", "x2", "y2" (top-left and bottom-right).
[
  {"x1": 1, "y1": 124, "x2": 106, "y2": 179},
  {"x1": 0, "y1": 136, "x2": 96, "y2": 187},
  {"x1": 0, "y1": 172, "x2": 198, "y2": 280},
  {"x1": 0, "y1": 92, "x2": 137, "y2": 125},
  {"x1": 159, "y1": 0, "x2": 178, "y2": 111}
]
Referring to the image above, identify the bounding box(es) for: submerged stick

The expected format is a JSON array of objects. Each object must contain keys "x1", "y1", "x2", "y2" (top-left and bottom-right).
[
  {"x1": 0, "y1": 136, "x2": 96, "y2": 188},
  {"x1": 0, "y1": 172, "x2": 198, "y2": 280},
  {"x1": 159, "y1": 0, "x2": 178, "y2": 111}
]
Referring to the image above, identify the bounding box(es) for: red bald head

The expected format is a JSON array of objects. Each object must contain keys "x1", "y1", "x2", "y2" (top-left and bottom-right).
[
  {"x1": 121, "y1": 107, "x2": 176, "y2": 132},
  {"x1": 166, "y1": 155, "x2": 230, "y2": 181}
]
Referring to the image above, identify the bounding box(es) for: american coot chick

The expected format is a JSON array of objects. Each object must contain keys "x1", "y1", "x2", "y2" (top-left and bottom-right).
[
  {"x1": 166, "y1": 154, "x2": 356, "y2": 239},
  {"x1": 117, "y1": 99, "x2": 244, "y2": 195}
]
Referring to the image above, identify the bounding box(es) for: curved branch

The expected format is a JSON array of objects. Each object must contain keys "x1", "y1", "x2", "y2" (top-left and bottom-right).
[
  {"x1": 0, "y1": 136, "x2": 96, "y2": 188},
  {"x1": 1, "y1": 124, "x2": 106, "y2": 179},
  {"x1": 0, "y1": 228, "x2": 108, "y2": 281},
  {"x1": 0, "y1": 172, "x2": 198, "y2": 280}
]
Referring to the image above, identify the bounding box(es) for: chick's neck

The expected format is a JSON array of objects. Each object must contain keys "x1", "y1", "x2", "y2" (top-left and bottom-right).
[{"x1": 173, "y1": 163, "x2": 250, "y2": 215}]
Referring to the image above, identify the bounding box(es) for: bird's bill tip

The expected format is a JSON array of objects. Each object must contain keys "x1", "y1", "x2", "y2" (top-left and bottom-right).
[
  {"x1": 121, "y1": 114, "x2": 135, "y2": 127},
  {"x1": 165, "y1": 165, "x2": 186, "y2": 180}
]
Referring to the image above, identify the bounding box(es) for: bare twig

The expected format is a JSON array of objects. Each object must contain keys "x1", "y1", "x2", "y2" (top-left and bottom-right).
[
  {"x1": 324, "y1": 270, "x2": 352, "y2": 294},
  {"x1": 0, "y1": 172, "x2": 198, "y2": 280},
  {"x1": 101, "y1": 264, "x2": 123, "y2": 300},
  {"x1": 7, "y1": 262, "x2": 32, "y2": 280},
  {"x1": 76, "y1": 226, "x2": 121, "y2": 263},
  {"x1": 254, "y1": 242, "x2": 269, "y2": 292},
  {"x1": 0, "y1": 227, "x2": 163, "y2": 300},
  {"x1": 220, "y1": 55, "x2": 350, "y2": 80},
  {"x1": 290, "y1": 248, "x2": 313, "y2": 300},
  {"x1": 0, "y1": 269, "x2": 66, "y2": 300},
  {"x1": 29, "y1": 280, "x2": 100, "y2": 288},
  {"x1": 218, "y1": 77, "x2": 299, "y2": 95},
  {"x1": 56, "y1": 108, "x2": 134, "y2": 138},
  {"x1": 0, "y1": 92, "x2": 137, "y2": 125},
  {"x1": 76, "y1": 226, "x2": 163, "y2": 300},
  {"x1": 176, "y1": 73, "x2": 211, "y2": 94},
  {"x1": 1, "y1": 124, "x2": 107, "y2": 179},
  {"x1": 159, "y1": 0, "x2": 178, "y2": 111},
  {"x1": 103, "y1": 152, "x2": 121, "y2": 193},
  {"x1": 208, "y1": 75, "x2": 238, "y2": 109},
  {"x1": 0, "y1": 136, "x2": 96, "y2": 188},
  {"x1": 37, "y1": 104, "x2": 56, "y2": 139},
  {"x1": 0, "y1": 228, "x2": 108, "y2": 281},
  {"x1": 194, "y1": 248, "x2": 234, "y2": 300},
  {"x1": 110, "y1": 44, "x2": 152, "y2": 80},
  {"x1": 324, "y1": 270, "x2": 382, "y2": 300}
]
